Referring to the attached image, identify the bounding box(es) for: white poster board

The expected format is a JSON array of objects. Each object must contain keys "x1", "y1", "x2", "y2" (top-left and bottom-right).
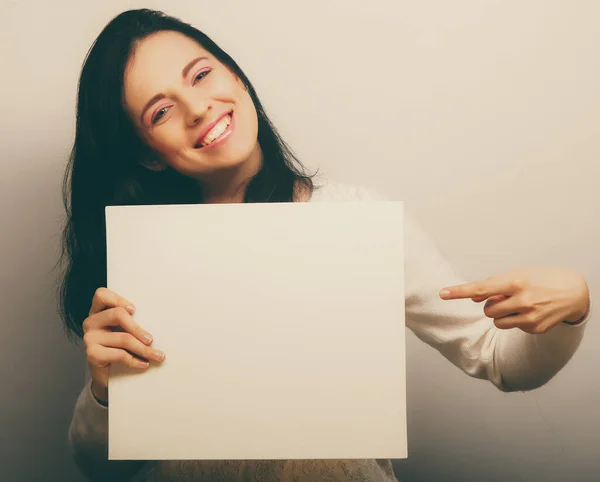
[{"x1": 106, "y1": 201, "x2": 406, "y2": 460}]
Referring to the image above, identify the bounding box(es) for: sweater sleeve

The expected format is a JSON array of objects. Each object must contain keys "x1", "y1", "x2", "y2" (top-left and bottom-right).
[
  {"x1": 68, "y1": 376, "x2": 151, "y2": 481},
  {"x1": 352, "y1": 184, "x2": 591, "y2": 392},
  {"x1": 402, "y1": 209, "x2": 590, "y2": 391}
]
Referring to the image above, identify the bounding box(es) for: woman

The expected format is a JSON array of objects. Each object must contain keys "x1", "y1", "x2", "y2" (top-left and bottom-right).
[{"x1": 61, "y1": 8, "x2": 592, "y2": 482}]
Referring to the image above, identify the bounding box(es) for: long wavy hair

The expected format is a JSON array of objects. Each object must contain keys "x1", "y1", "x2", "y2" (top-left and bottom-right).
[{"x1": 59, "y1": 8, "x2": 315, "y2": 339}]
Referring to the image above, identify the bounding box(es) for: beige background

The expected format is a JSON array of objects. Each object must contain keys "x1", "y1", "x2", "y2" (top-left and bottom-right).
[{"x1": 1, "y1": 0, "x2": 598, "y2": 480}]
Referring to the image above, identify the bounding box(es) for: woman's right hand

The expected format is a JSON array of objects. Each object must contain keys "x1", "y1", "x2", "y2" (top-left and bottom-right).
[{"x1": 83, "y1": 288, "x2": 166, "y2": 404}]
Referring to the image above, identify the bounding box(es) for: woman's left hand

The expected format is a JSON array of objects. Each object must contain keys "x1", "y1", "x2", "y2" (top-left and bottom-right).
[{"x1": 439, "y1": 267, "x2": 590, "y2": 334}]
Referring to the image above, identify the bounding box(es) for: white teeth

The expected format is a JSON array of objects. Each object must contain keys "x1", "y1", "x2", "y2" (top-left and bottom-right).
[{"x1": 201, "y1": 115, "x2": 231, "y2": 146}]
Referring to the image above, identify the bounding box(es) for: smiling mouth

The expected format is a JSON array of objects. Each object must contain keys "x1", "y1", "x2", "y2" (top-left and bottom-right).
[{"x1": 195, "y1": 113, "x2": 233, "y2": 148}]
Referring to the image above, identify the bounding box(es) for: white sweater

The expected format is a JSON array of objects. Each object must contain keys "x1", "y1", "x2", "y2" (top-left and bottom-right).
[{"x1": 68, "y1": 182, "x2": 591, "y2": 482}]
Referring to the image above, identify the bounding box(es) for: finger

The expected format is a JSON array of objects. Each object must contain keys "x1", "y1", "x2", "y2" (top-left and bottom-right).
[
  {"x1": 483, "y1": 296, "x2": 525, "y2": 319},
  {"x1": 440, "y1": 278, "x2": 525, "y2": 300},
  {"x1": 87, "y1": 344, "x2": 150, "y2": 370},
  {"x1": 95, "y1": 331, "x2": 166, "y2": 363},
  {"x1": 89, "y1": 287, "x2": 135, "y2": 316},
  {"x1": 492, "y1": 309, "x2": 546, "y2": 332},
  {"x1": 494, "y1": 316, "x2": 550, "y2": 334},
  {"x1": 83, "y1": 306, "x2": 153, "y2": 345},
  {"x1": 473, "y1": 294, "x2": 507, "y2": 303}
]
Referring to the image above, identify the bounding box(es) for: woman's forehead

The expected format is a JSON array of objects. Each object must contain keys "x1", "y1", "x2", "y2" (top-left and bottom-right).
[{"x1": 130, "y1": 31, "x2": 211, "y2": 72}]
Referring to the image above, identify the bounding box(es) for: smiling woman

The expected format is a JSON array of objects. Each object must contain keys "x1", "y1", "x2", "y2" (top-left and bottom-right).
[{"x1": 61, "y1": 7, "x2": 592, "y2": 482}]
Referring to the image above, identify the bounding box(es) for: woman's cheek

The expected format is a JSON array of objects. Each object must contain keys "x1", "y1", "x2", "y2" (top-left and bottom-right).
[{"x1": 155, "y1": 126, "x2": 182, "y2": 153}]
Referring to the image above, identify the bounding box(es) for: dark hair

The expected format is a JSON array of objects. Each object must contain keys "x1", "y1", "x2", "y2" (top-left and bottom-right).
[{"x1": 59, "y1": 8, "x2": 315, "y2": 339}]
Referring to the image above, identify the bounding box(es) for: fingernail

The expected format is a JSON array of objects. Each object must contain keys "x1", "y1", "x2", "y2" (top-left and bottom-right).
[
  {"x1": 440, "y1": 290, "x2": 450, "y2": 299},
  {"x1": 152, "y1": 350, "x2": 166, "y2": 362},
  {"x1": 137, "y1": 360, "x2": 149, "y2": 369},
  {"x1": 126, "y1": 305, "x2": 136, "y2": 315},
  {"x1": 142, "y1": 332, "x2": 153, "y2": 345}
]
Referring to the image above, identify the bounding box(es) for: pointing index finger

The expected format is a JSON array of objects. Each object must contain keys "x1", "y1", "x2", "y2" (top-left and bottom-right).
[{"x1": 440, "y1": 278, "x2": 523, "y2": 300}]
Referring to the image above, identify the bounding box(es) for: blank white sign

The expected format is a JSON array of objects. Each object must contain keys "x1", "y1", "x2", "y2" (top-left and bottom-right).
[{"x1": 106, "y1": 201, "x2": 406, "y2": 460}]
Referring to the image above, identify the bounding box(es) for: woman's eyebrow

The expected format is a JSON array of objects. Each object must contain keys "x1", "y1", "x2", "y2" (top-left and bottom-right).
[
  {"x1": 140, "y1": 56, "x2": 209, "y2": 123},
  {"x1": 182, "y1": 56, "x2": 209, "y2": 79}
]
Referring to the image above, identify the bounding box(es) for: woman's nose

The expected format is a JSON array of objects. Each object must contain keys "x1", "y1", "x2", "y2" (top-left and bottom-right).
[{"x1": 182, "y1": 94, "x2": 211, "y2": 127}]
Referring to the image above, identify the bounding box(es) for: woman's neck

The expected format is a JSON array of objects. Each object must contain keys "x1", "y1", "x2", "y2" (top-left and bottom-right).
[
  {"x1": 201, "y1": 146, "x2": 263, "y2": 204},
  {"x1": 199, "y1": 144, "x2": 312, "y2": 204}
]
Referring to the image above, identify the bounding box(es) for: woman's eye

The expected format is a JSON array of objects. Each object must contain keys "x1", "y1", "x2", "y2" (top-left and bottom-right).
[
  {"x1": 152, "y1": 107, "x2": 169, "y2": 124},
  {"x1": 193, "y1": 70, "x2": 211, "y2": 85}
]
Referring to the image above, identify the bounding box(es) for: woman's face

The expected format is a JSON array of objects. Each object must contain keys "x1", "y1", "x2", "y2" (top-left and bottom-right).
[{"x1": 123, "y1": 31, "x2": 261, "y2": 180}]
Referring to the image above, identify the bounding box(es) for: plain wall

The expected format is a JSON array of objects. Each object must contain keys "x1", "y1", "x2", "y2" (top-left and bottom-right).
[{"x1": 1, "y1": 1, "x2": 599, "y2": 481}]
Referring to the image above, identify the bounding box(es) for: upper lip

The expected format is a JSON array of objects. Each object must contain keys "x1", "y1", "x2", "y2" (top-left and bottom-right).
[{"x1": 194, "y1": 111, "x2": 232, "y2": 148}]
